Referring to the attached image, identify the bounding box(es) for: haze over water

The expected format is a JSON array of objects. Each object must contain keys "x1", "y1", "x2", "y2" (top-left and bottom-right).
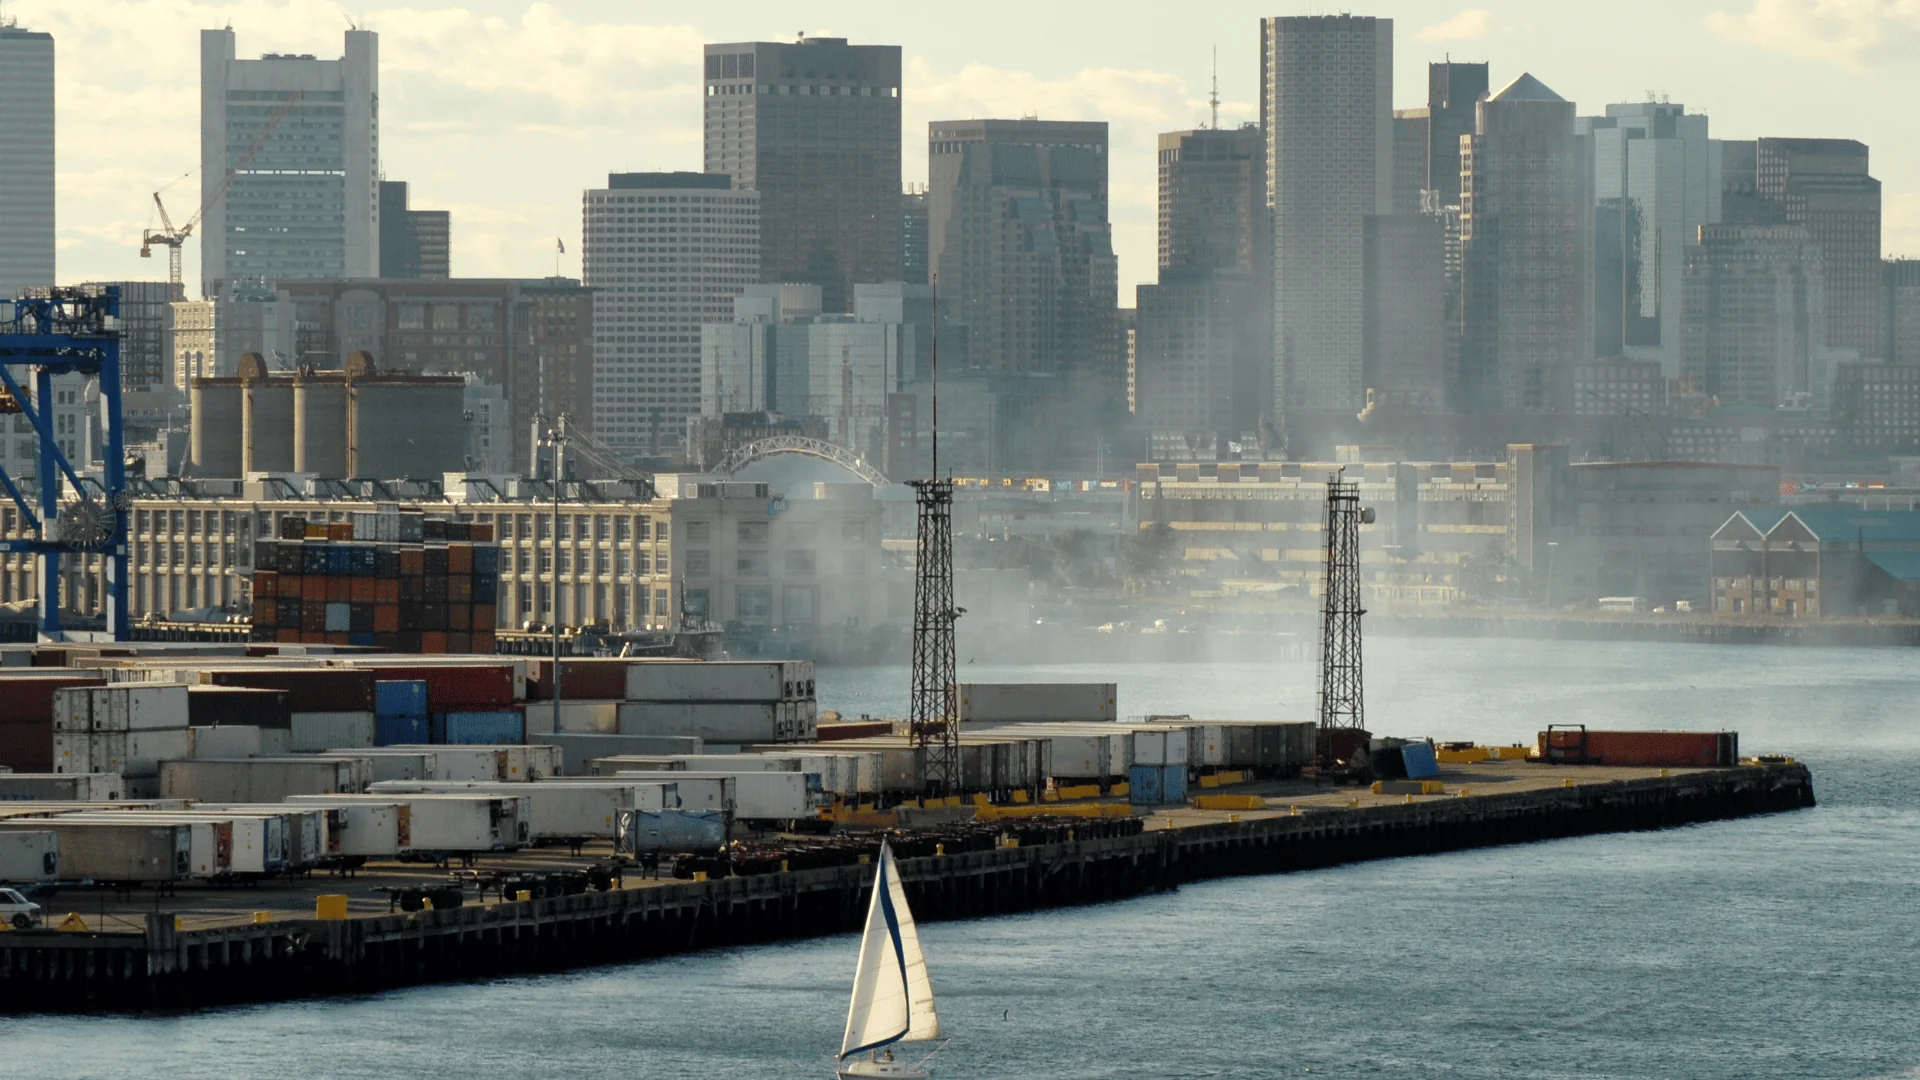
[{"x1": 6, "y1": 638, "x2": 1916, "y2": 1079}]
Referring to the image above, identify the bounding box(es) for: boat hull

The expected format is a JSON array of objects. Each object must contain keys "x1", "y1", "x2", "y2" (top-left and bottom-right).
[{"x1": 838, "y1": 1055, "x2": 928, "y2": 1079}]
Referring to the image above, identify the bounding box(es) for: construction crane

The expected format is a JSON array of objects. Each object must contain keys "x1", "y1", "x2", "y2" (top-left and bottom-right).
[{"x1": 140, "y1": 90, "x2": 306, "y2": 290}]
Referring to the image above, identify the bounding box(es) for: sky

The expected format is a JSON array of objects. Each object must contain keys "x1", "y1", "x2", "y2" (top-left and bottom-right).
[{"x1": 23, "y1": 0, "x2": 1920, "y2": 300}]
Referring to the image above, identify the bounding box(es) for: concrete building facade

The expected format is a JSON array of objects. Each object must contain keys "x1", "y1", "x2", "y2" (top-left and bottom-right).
[
  {"x1": 0, "y1": 24, "x2": 54, "y2": 302},
  {"x1": 1262, "y1": 15, "x2": 1393, "y2": 417},
  {"x1": 583, "y1": 172, "x2": 759, "y2": 454},
  {"x1": 703, "y1": 37, "x2": 901, "y2": 314},
  {"x1": 1756, "y1": 138, "x2": 1882, "y2": 361},
  {"x1": 1682, "y1": 224, "x2": 1834, "y2": 410},
  {"x1": 200, "y1": 29, "x2": 379, "y2": 296},
  {"x1": 1363, "y1": 214, "x2": 1447, "y2": 410},
  {"x1": 1460, "y1": 73, "x2": 1591, "y2": 413}
]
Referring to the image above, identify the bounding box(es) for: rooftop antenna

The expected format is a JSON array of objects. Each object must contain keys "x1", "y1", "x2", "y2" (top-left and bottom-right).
[{"x1": 1209, "y1": 46, "x2": 1220, "y2": 129}]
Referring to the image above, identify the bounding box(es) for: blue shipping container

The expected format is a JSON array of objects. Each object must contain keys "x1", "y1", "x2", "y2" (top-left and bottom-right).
[
  {"x1": 1401, "y1": 742, "x2": 1440, "y2": 780},
  {"x1": 473, "y1": 547, "x2": 499, "y2": 574},
  {"x1": 1159, "y1": 764, "x2": 1188, "y2": 804},
  {"x1": 1128, "y1": 764, "x2": 1162, "y2": 805},
  {"x1": 327, "y1": 546, "x2": 352, "y2": 575},
  {"x1": 324, "y1": 602, "x2": 352, "y2": 632},
  {"x1": 433, "y1": 710, "x2": 525, "y2": 745},
  {"x1": 621, "y1": 809, "x2": 726, "y2": 855},
  {"x1": 375, "y1": 679, "x2": 430, "y2": 719},
  {"x1": 375, "y1": 713, "x2": 430, "y2": 746},
  {"x1": 348, "y1": 632, "x2": 375, "y2": 647}
]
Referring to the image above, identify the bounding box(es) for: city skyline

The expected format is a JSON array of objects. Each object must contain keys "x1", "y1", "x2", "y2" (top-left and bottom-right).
[{"x1": 22, "y1": 0, "x2": 1920, "y2": 299}]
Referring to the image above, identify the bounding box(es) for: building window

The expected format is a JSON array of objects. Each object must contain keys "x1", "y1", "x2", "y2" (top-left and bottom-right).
[
  {"x1": 686, "y1": 550, "x2": 710, "y2": 576},
  {"x1": 738, "y1": 521, "x2": 769, "y2": 544},
  {"x1": 786, "y1": 549, "x2": 815, "y2": 574},
  {"x1": 737, "y1": 587, "x2": 771, "y2": 620}
]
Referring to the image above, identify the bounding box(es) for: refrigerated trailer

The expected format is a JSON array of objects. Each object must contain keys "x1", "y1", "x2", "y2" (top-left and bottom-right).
[
  {"x1": 609, "y1": 770, "x2": 815, "y2": 824},
  {"x1": 366, "y1": 780, "x2": 676, "y2": 841},
  {"x1": 286, "y1": 793, "x2": 528, "y2": 855},
  {"x1": 0, "y1": 830, "x2": 57, "y2": 883},
  {"x1": 0, "y1": 819, "x2": 189, "y2": 883}
]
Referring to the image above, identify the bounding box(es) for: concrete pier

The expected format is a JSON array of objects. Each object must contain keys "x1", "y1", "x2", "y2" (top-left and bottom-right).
[{"x1": 0, "y1": 762, "x2": 1813, "y2": 1011}]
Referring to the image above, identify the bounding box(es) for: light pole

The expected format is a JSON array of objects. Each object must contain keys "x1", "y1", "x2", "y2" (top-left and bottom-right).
[
  {"x1": 1545, "y1": 540, "x2": 1559, "y2": 612},
  {"x1": 545, "y1": 415, "x2": 568, "y2": 695}
]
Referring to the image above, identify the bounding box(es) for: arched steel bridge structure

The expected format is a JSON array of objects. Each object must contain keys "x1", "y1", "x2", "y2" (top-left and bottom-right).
[{"x1": 712, "y1": 436, "x2": 891, "y2": 488}]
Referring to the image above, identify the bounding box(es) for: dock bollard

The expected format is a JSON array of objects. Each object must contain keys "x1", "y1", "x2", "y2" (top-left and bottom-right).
[
  {"x1": 1290, "y1": 805, "x2": 1300, "y2": 817},
  {"x1": 252, "y1": 912, "x2": 271, "y2": 925},
  {"x1": 935, "y1": 843, "x2": 945, "y2": 857},
  {"x1": 1660, "y1": 769, "x2": 1670, "y2": 777},
  {"x1": 516, "y1": 890, "x2": 532, "y2": 902},
  {"x1": 315, "y1": 895, "x2": 348, "y2": 921},
  {"x1": 1563, "y1": 779, "x2": 1573, "y2": 788},
  {"x1": 1228, "y1": 814, "x2": 1240, "y2": 823},
  {"x1": 421, "y1": 897, "x2": 433, "y2": 912},
  {"x1": 693, "y1": 871, "x2": 709, "y2": 883}
]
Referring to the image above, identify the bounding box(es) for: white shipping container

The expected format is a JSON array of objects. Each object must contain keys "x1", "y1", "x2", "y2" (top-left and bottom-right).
[
  {"x1": 59, "y1": 815, "x2": 225, "y2": 877},
  {"x1": 616, "y1": 702, "x2": 785, "y2": 744},
  {"x1": 368, "y1": 779, "x2": 673, "y2": 840},
  {"x1": 288, "y1": 793, "x2": 527, "y2": 852},
  {"x1": 524, "y1": 701, "x2": 620, "y2": 736},
  {"x1": 0, "y1": 830, "x2": 58, "y2": 884},
  {"x1": 159, "y1": 757, "x2": 369, "y2": 802},
  {"x1": 317, "y1": 749, "x2": 438, "y2": 783},
  {"x1": 125, "y1": 685, "x2": 191, "y2": 731},
  {"x1": 51, "y1": 732, "x2": 89, "y2": 773},
  {"x1": 591, "y1": 771, "x2": 733, "y2": 814},
  {"x1": 1128, "y1": 729, "x2": 1189, "y2": 767},
  {"x1": 0, "y1": 820, "x2": 189, "y2": 882},
  {"x1": 540, "y1": 733, "x2": 703, "y2": 776},
  {"x1": 125, "y1": 727, "x2": 193, "y2": 778},
  {"x1": 613, "y1": 770, "x2": 812, "y2": 821},
  {"x1": 51, "y1": 688, "x2": 91, "y2": 733},
  {"x1": 0, "y1": 773, "x2": 124, "y2": 802},
  {"x1": 365, "y1": 746, "x2": 508, "y2": 782},
  {"x1": 290, "y1": 712, "x2": 375, "y2": 752},
  {"x1": 623, "y1": 660, "x2": 816, "y2": 704},
  {"x1": 234, "y1": 800, "x2": 407, "y2": 858},
  {"x1": 187, "y1": 726, "x2": 262, "y2": 759},
  {"x1": 957, "y1": 683, "x2": 1117, "y2": 724}
]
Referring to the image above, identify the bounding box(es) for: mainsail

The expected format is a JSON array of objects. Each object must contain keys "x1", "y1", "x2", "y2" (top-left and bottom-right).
[{"x1": 840, "y1": 843, "x2": 941, "y2": 1061}]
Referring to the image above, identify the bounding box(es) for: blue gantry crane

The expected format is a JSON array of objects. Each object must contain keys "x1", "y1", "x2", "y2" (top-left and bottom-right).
[{"x1": 0, "y1": 286, "x2": 127, "y2": 640}]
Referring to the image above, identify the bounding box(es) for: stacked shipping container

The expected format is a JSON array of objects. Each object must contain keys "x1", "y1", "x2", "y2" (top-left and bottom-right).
[{"x1": 248, "y1": 513, "x2": 500, "y2": 653}]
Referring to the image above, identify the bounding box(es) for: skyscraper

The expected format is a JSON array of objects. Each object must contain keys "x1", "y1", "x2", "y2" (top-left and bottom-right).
[
  {"x1": 1581, "y1": 102, "x2": 1721, "y2": 373},
  {"x1": 583, "y1": 172, "x2": 759, "y2": 453},
  {"x1": 1460, "y1": 73, "x2": 1590, "y2": 412},
  {"x1": 1391, "y1": 109, "x2": 1430, "y2": 214},
  {"x1": 1426, "y1": 61, "x2": 1489, "y2": 208},
  {"x1": 900, "y1": 187, "x2": 928, "y2": 286},
  {"x1": 0, "y1": 23, "x2": 54, "y2": 301},
  {"x1": 1262, "y1": 15, "x2": 1393, "y2": 417},
  {"x1": 1683, "y1": 224, "x2": 1833, "y2": 409},
  {"x1": 200, "y1": 29, "x2": 379, "y2": 297},
  {"x1": 378, "y1": 181, "x2": 450, "y2": 280},
  {"x1": 1756, "y1": 138, "x2": 1882, "y2": 360},
  {"x1": 703, "y1": 38, "x2": 901, "y2": 313},
  {"x1": 1138, "y1": 125, "x2": 1268, "y2": 436}
]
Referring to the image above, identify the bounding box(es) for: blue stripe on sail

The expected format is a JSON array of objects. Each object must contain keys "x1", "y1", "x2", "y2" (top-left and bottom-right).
[{"x1": 840, "y1": 848, "x2": 913, "y2": 1061}]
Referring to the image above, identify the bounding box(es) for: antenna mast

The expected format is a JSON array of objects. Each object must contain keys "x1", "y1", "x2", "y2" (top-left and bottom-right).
[
  {"x1": 909, "y1": 273, "x2": 960, "y2": 797},
  {"x1": 1316, "y1": 470, "x2": 1367, "y2": 732},
  {"x1": 1209, "y1": 47, "x2": 1220, "y2": 129}
]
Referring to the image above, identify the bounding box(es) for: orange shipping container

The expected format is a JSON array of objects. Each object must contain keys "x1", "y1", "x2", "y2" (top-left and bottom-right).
[
  {"x1": 254, "y1": 572, "x2": 278, "y2": 599},
  {"x1": 280, "y1": 575, "x2": 303, "y2": 599},
  {"x1": 326, "y1": 631, "x2": 351, "y2": 646},
  {"x1": 472, "y1": 629, "x2": 496, "y2": 653},
  {"x1": 329, "y1": 523, "x2": 352, "y2": 541},
  {"x1": 350, "y1": 578, "x2": 376, "y2": 602},
  {"x1": 447, "y1": 602, "x2": 472, "y2": 631},
  {"x1": 376, "y1": 578, "x2": 400, "y2": 603},
  {"x1": 399, "y1": 549, "x2": 425, "y2": 574},
  {"x1": 276, "y1": 628, "x2": 301, "y2": 643},
  {"x1": 1538, "y1": 729, "x2": 1735, "y2": 768},
  {"x1": 448, "y1": 544, "x2": 474, "y2": 574},
  {"x1": 305, "y1": 524, "x2": 329, "y2": 540},
  {"x1": 421, "y1": 631, "x2": 448, "y2": 653},
  {"x1": 252, "y1": 597, "x2": 276, "y2": 623},
  {"x1": 373, "y1": 604, "x2": 399, "y2": 633},
  {"x1": 472, "y1": 603, "x2": 496, "y2": 629},
  {"x1": 327, "y1": 577, "x2": 352, "y2": 602},
  {"x1": 470, "y1": 523, "x2": 494, "y2": 542}
]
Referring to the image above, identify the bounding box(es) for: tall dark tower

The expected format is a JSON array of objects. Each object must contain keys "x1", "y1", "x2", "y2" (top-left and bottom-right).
[
  {"x1": 1316, "y1": 472, "x2": 1367, "y2": 733},
  {"x1": 1427, "y1": 60, "x2": 1489, "y2": 207},
  {"x1": 909, "y1": 280, "x2": 960, "y2": 796}
]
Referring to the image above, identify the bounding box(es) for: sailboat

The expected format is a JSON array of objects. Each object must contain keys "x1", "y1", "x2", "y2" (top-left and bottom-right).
[{"x1": 838, "y1": 841, "x2": 944, "y2": 1079}]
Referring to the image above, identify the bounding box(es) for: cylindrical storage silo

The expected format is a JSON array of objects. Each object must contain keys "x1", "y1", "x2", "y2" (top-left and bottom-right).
[
  {"x1": 243, "y1": 379, "x2": 296, "y2": 474},
  {"x1": 293, "y1": 376, "x2": 350, "y2": 476},
  {"x1": 189, "y1": 379, "x2": 244, "y2": 477},
  {"x1": 349, "y1": 377, "x2": 470, "y2": 478}
]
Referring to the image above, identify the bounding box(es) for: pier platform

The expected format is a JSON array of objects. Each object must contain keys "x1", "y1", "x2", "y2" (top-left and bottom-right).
[{"x1": 0, "y1": 761, "x2": 1813, "y2": 1011}]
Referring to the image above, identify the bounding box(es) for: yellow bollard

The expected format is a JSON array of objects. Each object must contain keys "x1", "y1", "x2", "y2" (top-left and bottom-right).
[
  {"x1": 421, "y1": 897, "x2": 434, "y2": 912},
  {"x1": 1290, "y1": 804, "x2": 1300, "y2": 817},
  {"x1": 1346, "y1": 798, "x2": 1359, "y2": 809},
  {"x1": 858, "y1": 854, "x2": 870, "y2": 866},
  {"x1": 315, "y1": 895, "x2": 349, "y2": 921},
  {"x1": 1458, "y1": 787, "x2": 1471, "y2": 798},
  {"x1": 781, "y1": 860, "x2": 789, "y2": 873},
  {"x1": 516, "y1": 890, "x2": 532, "y2": 902},
  {"x1": 1404, "y1": 794, "x2": 1414, "y2": 804},
  {"x1": 935, "y1": 843, "x2": 945, "y2": 857},
  {"x1": 173, "y1": 916, "x2": 183, "y2": 932},
  {"x1": 693, "y1": 871, "x2": 709, "y2": 883},
  {"x1": 1660, "y1": 769, "x2": 1670, "y2": 777},
  {"x1": 252, "y1": 911, "x2": 271, "y2": 925},
  {"x1": 1563, "y1": 778, "x2": 1573, "y2": 788},
  {"x1": 1228, "y1": 814, "x2": 1240, "y2": 824},
  {"x1": 59, "y1": 913, "x2": 88, "y2": 932}
]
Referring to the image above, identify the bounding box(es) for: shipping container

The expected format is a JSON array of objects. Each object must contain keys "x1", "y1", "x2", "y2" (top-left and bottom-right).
[
  {"x1": 125, "y1": 727, "x2": 192, "y2": 777},
  {"x1": 587, "y1": 770, "x2": 733, "y2": 814},
  {"x1": 370, "y1": 744, "x2": 559, "y2": 781},
  {"x1": 315, "y1": 748, "x2": 438, "y2": 783},
  {"x1": 1127, "y1": 764, "x2": 1188, "y2": 805},
  {"x1": 817, "y1": 720, "x2": 893, "y2": 742},
  {"x1": 206, "y1": 668, "x2": 376, "y2": 713},
  {"x1": 537, "y1": 733, "x2": 703, "y2": 776},
  {"x1": 159, "y1": 757, "x2": 370, "y2": 802},
  {"x1": 623, "y1": 660, "x2": 816, "y2": 704},
  {"x1": 0, "y1": 773, "x2": 124, "y2": 802},
  {"x1": 367, "y1": 779, "x2": 675, "y2": 841},
  {"x1": 957, "y1": 683, "x2": 1117, "y2": 724},
  {"x1": 289, "y1": 711, "x2": 376, "y2": 752},
  {"x1": 187, "y1": 725, "x2": 262, "y2": 759},
  {"x1": 187, "y1": 685, "x2": 292, "y2": 730},
  {"x1": 523, "y1": 701, "x2": 620, "y2": 736},
  {"x1": 374, "y1": 680, "x2": 430, "y2": 719},
  {"x1": 346, "y1": 663, "x2": 520, "y2": 710},
  {"x1": 618, "y1": 809, "x2": 726, "y2": 855},
  {"x1": 286, "y1": 793, "x2": 527, "y2": 853},
  {"x1": 1537, "y1": 729, "x2": 1737, "y2": 768},
  {"x1": 609, "y1": 769, "x2": 814, "y2": 822},
  {"x1": 374, "y1": 713, "x2": 430, "y2": 746},
  {"x1": 432, "y1": 710, "x2": 525, "y2": 745},
  {"x1": 0, "y1": 830, "x2": 57, "y2": 883},
  {"x1": 55, "y1": 814, "x2": 229, "y2": 877},
  {"x1": 0, "y1": 819, "x2": 189, "y2": 883},
  {"x1": 616, "y1": 702, "x2": 787, "y2": 744}
]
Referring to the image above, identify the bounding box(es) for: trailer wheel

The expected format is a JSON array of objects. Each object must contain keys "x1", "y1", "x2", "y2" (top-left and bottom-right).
[{"x1": 11, "y1": 913, "x2": 30, "y2": 929}]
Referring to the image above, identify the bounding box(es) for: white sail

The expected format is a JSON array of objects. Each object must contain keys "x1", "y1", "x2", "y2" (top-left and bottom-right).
[{"x1": 840, "y1": 843, "x2": 941, "y2": 1061}]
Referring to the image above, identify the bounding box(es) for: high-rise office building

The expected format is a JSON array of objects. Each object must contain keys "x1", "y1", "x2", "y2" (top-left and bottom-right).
[
  {"x1": 1426, "y1": 61, "x2": 1489, "y2": 208},
  {"x1": 1138, "y1": 125, "x2": 1268, "y2": 436},
  {"x1": 1460, "y1": 73, "x2": 1590, "y2": 412},
  {"x1": 378, "y1": 181, "x2": 450, "y2": 279},
  {"x1": 583, "y1": 172, "x2": 759, "y2": 454},
  {"x1": 1363, "y1": 215, "x2": 1446, "y2": 409},
  {"x1": 1392, "y1": 109, "x2": 1430, "y2": 214},
  {"x1": 900, "y1": 187, "x2": 928, "y2": 286},
  {"x1": 200, "y1": 29, "x2": 379, "y2": 297},
  {"x1": 1683, "y1": 224, "x2": 1833, "y2": 410},
  {"x1": 1756, "y1": 138, "x2": 1882, "y2": 360},
  {"x1": 1262, "y1": 15, "x2": 1393, "y2": 417},
  {"x1": 1719, "y1": 140, "x2": 1771, "y2": 224},
  {"x1": 927, "y1": 119, "x2": 1119, "y2": 440},
  {"x1": 703, "y1": 38, "x2": 901, "y2": 313},
  {"x1": 1887, "y1": 259, "x2": 1920, "y2": 365},
  {"x1": 0, "y1": 23, "x2": 54, "y2": 301},
  {"x1": 1581, "y1": 102, "x2": 1721, "y2": 374}
]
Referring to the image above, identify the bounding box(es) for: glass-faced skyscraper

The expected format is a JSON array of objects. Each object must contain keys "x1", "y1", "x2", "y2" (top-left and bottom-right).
[
  {"x1": 0, "y1": 22, "x2": 54, "y2": 301},
  {"x1": 199, "y1": 28, "x2": 379, "y2": 298},
  {"x1": 703, "y1": 37, "x2": 901, "y2": 314}
]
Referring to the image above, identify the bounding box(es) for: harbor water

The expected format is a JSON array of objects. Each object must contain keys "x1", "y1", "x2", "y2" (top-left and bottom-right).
[{"x1": 5, "y1": 637, "x2": 1918, "y2": 1079}]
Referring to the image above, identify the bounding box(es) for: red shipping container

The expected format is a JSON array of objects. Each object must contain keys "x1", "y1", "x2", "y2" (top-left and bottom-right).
[
  {"x1": 472, "y1": 629, "x2": 496, "y2": 653},
  {"x1": 352, "y1": 662, "x2": 516, "y2": 708},
  {"x1": 0, "y1": 718, "x2": 54, "y2": 772},
  {"x1": 1538, "y1": 729, "x2": 1736, "y2": 768},
  {"x1": 350, "y1": 578, "x2": 376, "y2": 602},
  {"x1": 208, "y1": 667, "x2": 377, "y2": 712},
  {"x1": 0, "y1": 672, "x2": 106, "y2": 724},
  {"x1": 327, "y1": 577, "x2": 352, "y2": 602},
  {"x1": 374, "y1": 604, "x2": 399, "y2": 633},
  {"x1": 421, "y1": 631, "x2": 448, "y2": 653},
  {"x1": 255, "y1": 572, "x2": 278, "y2": 599},
  {"x1": 818, "y1": 720, "x2": 893, "y2": 742},
  {"x1": 280, "y1": 574, "x2": 304, "y2": 600},
  {"x1": 376, "y1": 578, "x2": 400, "y2": 603}
]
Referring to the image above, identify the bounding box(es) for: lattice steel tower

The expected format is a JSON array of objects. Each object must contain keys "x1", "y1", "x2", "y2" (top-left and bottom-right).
[
  {"x1": 1316, "y1": 471, "x2": 1368, "y2": 729},
  {"x1": 909, "y1": 274, "x2": 961, "y2": 796}
]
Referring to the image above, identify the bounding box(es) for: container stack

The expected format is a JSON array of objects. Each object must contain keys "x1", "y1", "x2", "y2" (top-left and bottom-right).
[
  {"x1": 249, "y1": 513, "x2": 499, "y2": 653},
  {"x1": 49, "y1": 685, "x2": 191, "y2": 798},
  {"x1": 0, "y1": 672, "x2": 105, "y2": 773},
  {"x1": 338, "y1": 661, "x2": 527, "y2": 745},
  {"x1": 374, "y1": 680, "x2": 430, "y2": 745}
]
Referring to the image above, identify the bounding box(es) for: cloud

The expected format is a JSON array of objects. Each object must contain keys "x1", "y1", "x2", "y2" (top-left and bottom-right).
[
  {"x1": 1704, "y1": 0, "x2": 1920, "y2": 68},
  {"x1": 1415, "y1": 8, "x2": 1493, "y2": 43},
  {"x1": 1887, "y1": 192, "x2": 1920, "y2": 259}
]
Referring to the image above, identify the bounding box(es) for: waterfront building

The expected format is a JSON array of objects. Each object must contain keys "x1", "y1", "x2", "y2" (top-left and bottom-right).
[
  {"x1": 583, "y1": 172, "x2": 759, "y2": 454},
  {"x1": 1459, "y1": 73, "x2": 1591, "y2": 413},
  {"x1": 1711, "y1": 504, "x2": 1920, "y2": 616},
  {"x1": 378, "y1": 181, "x2": 450, "y2": 280},
  {"x1": 0, "y1": 22, "x2": 54, "y2": 301},
  {"x1": 704, "y1": 37, "x2": 901, "y2": 313},
  {"x1": 1756, "y1": 138, "x2": 1883, "y2": 360},
  {"x1": 200, "y1": 28, "x2": 379, "y2": 296},
  {"x1": 1262, "y1": 15, "x2": 1393, "y2": 417},
  {"x1": 1830, "y1": 361, "x2": 1920, "y2": 451}
]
